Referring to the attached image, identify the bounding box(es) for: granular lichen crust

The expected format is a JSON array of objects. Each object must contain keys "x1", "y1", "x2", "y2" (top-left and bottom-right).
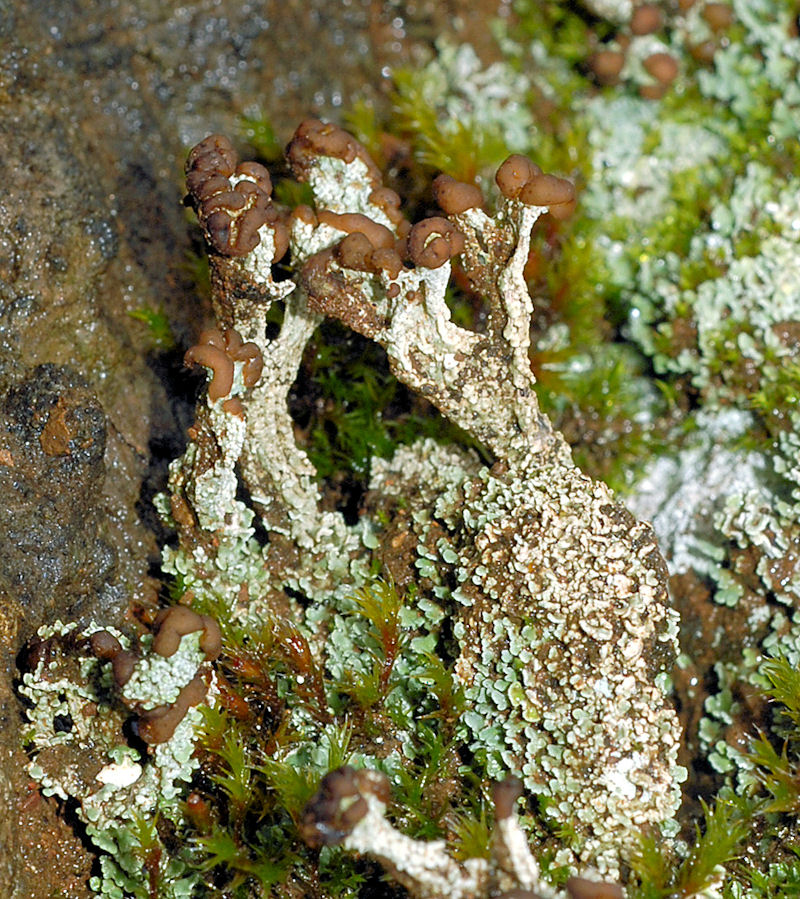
[
  {"x1": 376, "y1": 436, "x2": 684, "y2": 876},
  {"x1": 19, "y1": 618, "x2": 215, "y2": 897},
  {"x1": 447, "y1": 447, "x2": 682, "y2": 873}
]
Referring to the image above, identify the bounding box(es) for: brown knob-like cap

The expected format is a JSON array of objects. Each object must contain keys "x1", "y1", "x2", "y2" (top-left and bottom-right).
[
  {"x1": 495, "y1": 154, "x2": 542, "y2": 199},
  {"x1": 407, "y1": 217, "x2": 465, "y2": 269},
  {"x1": 432, "y1": 174, "x2": 484, "y2": 214}
]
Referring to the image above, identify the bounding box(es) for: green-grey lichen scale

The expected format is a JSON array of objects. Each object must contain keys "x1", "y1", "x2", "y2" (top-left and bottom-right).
[{"x1": 374, "y1": 434, "x2": 683, "y2": 875}]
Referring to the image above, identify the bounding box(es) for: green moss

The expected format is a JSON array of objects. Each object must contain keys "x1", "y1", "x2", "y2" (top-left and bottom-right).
[
  {"x1": 653, "y1": 655, "x2": 800, "y2": 896},
  {"x1": 271, "y1": 177, "x2": 314, "y2": 209},
  {"x1": 182, "y1": 243, "x2": 212, "y2": 302},
  {"x1": 511, "y1": 0, "x2": 614, "y2": 74},
  {"x1": 739, "y1": 850, "x2": 800, "y2": 898},
  {"x1": 761, "y1": 655, "x2": 800, "y2": 727},
  {"x1": 334, "y1": 580, "x2": 409, "y2": 712},
  {"x1": 522, "y1": 97, "x2": 590, "y2": 181},
  {"x1": 301, "y1": 326, "x2": 406, "y2": 480},
  {"x1": 541, "y1": 221, "x2": 610, "y2": 349},
  {"x1": 525, "y1": 212, "x2": 666, "y2": 490},
  {"x1": 389, "y1": 723, "x2": 465, "y2": 841},
  {"x1": 240, "y1": 114, "x2": 283, "y2": 163},
  {"x1": 174, "y1": 573, "x2": 489, "y2": 896},
  {"x1": 449, "y1": 803, "x2": 492, "y2": 862},
  {"x1": 194, "y1": 707, "x2": 363, "y2": 897},
  {"x1": 748, "y1": 360, "x2": 800, "y2": 439},
  {"x1": 391, "y1": 68, "x2": 513, "y2": 183},
  {"x1": 128, "y1": 304, "x2": 176, "y2": 351},
  {"x1": 645, "y1": 167, "x2": 719, "y2": 262},
  {"x1": 628, "y1": 799, "x2": 752, "y2": 899},
  {"x1": 415, "y1": 652, "x2": 466, "y2": 727},
  {"x1": 300, "y1": 320, "x2": 477, "y2": 484},
  {"x1": 747, "y1": 734, "x2": 800, "y2": 816},
  {"x1": 343, "y1": 99, "x2": 384, "y2": 164}
]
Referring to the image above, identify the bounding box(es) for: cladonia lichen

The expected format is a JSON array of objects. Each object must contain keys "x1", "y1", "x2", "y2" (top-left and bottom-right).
[
  {"x1": 20, "y1": 619, "x2": 215, "y2": 897},
  {"x1": 19, "y1": 113, "x2": 689, "y2": 895},
  {"x1": 157, "y1": 121, "x2": 681, "y2": 887}
]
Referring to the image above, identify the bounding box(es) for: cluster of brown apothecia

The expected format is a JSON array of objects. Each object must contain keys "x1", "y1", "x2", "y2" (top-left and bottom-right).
[
  {"x1": 185, "y1": 134, "x2": 288, "y2": 259},
  {"x1": 89, "y1": 606, "x2": 221, "y2": 744}
]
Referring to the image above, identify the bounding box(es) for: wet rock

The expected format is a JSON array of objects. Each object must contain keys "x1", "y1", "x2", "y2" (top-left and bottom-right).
[{"x1": 0, "y1": 365, "x2": 113, "y2": 632}]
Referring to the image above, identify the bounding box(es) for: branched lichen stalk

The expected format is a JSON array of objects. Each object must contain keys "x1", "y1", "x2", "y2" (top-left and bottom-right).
[{"x1": 174, "y1": 122, "x2": 684, "y2": 879}]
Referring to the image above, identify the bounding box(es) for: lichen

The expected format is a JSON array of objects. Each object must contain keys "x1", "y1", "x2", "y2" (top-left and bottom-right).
[
  {"x1": 373, "y1": 436, "x2": 684, "y2": 876},
  {"x1": 20, "y1": 619, "x2": 214, "y2": 898},
  {"x1": 152, "y1": 118, "x2": 682, "y2": 891}
]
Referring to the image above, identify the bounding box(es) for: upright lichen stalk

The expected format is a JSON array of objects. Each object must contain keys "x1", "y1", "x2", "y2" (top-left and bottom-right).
[{"x1": 167, "y1": 119, "x2": 685, "y2": 885}]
